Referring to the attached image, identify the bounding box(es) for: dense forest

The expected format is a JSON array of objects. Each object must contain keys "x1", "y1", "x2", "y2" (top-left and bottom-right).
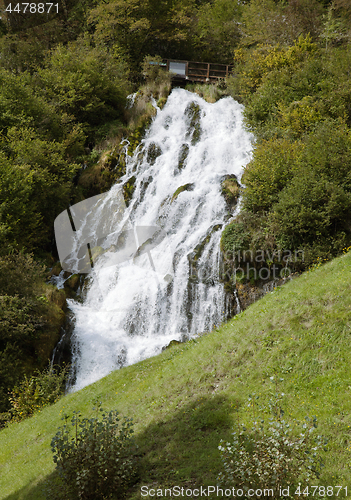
[{"x1": 0, "y1": 0, "x2": 351, "y2": 424}]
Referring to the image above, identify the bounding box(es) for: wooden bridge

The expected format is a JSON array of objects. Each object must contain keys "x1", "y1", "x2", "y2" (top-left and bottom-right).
[{"x1": 150, "y1": 59, "x2": 233, "y2": 83}]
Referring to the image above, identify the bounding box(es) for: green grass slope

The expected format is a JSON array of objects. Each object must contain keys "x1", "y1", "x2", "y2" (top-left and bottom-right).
[{"x1": 1, "y1": 251, "x2": 351, "y2": 499}]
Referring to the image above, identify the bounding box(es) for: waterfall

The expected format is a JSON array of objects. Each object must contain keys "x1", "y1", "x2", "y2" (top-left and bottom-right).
[{"x1": 67, "y1": 88, "x2": 252, "y2": 392}]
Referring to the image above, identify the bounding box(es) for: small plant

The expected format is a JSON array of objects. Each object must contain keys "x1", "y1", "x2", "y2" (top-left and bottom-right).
[
  {"x1": 50, "y1": 404, "x2": 137, "y2": 500},
  {"x1": 218, "y1": 383, "x2": 326, "y2": 495},
  {"x1": 9, "y1": 364, "x2": 69, "y2": 422}
]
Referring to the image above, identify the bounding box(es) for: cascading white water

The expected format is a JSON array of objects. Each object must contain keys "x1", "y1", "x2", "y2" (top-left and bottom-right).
[{"x1": 68, "y1": 88, "x2": 252, "y2": 392}]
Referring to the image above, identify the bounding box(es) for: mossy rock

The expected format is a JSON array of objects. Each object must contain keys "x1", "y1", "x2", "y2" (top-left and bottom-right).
[
  {"x1": 47, "y1": 261, "x2": 62, "y2": 278},
  {"x1": 221, "y1": 175, "x2": 240, "y2": 210},
  {"x1": 176, "y1": 144, "x2": 189, "y2": 173},
  {"x1": 128, "y1": 115, "x2": 153, "y2": 156},
  {"x1": 185, "y1": 101, "x2": 202, "y2": 145},
  {"x1": 64, "y1": 274, "x2": 81, "y2": 292},
  {"x1": 123, "y1": 176, "x2": 136, "y2": 205},
  {"x1": 147, "y1": 142, "x2": 162, "y2": 165},
  {"x1": 46, "y1": 287, "x2": 67, "y2": 310},
  {"x1": 162, "y1": 339, "x2": 182, "y2": 351},
  {"x1": 157, "y1": 97, "x2": 167, "y2": 109},
  {"x1": 192, "y1": 224, "x2": 223, "y2": 263},
  {"x1": 78, "y1": 163, "x2": 120, "y2": 198},
  {"x1": 34, "y1": 303, "x2": 66, "y2": 367},
  {"x1": 171, "y1": 183, "x2": 195, "y2": 203},
  {"x1": 140, "y1": 175, "x2": 153, "y2": 200},
  {"x1": 34, "y1": 285, "x2": 68, "y2": 367},
  {"x1": 104, "y1": 154, "x2": 118, "y2": 171}
]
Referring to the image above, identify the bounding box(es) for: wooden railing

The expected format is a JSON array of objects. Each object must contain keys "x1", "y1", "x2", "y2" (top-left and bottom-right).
[{"x1": 162, "y1": 59, "x2": 233, "y2": 83}]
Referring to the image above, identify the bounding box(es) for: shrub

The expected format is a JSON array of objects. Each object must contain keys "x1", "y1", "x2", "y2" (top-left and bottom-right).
[
  {"x1": 37, "y1": 36, "x2": 130, "y2": 137},
  {"x1": 50, "y1": 405, "x2": 137, "y2": 500},
  {"x1": 9, "y1": 364, "x2": 69, "y2": 422},
  {"x1": 218, "y1": 391, "x2": 326, "y2": 494},
  {"x1": 241, "y1": 139, "x2": 301, "y2": 214},
  {"x1": 220, "y1": 220, "x2": 251, "y2": 257}
]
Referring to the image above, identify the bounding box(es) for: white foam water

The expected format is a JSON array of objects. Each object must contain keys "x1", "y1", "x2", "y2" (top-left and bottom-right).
[{"x1": 68, "y1": 88, "x2": 253, "y2": 391}]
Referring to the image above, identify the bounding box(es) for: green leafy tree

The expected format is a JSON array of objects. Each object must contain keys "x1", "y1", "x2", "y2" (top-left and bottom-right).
[
  {"x1": 242, "y1": 139, "x2": 301, "y2": 214},
  {"x1": 37, "y1": 36, "x2": 130, "y2": 140},
  {"x1": 0, "y1": 68, "x2": 58, "y2": 134},
  {"x1": 0, "y1": 252, "x2": 46, "y2": 415},
  {"x1": 194, "y1": 0, "x2": 242, "y2": 62},
  {"x1": 321, "y1": 2, "x2": 346, "y2": 49},
  {"x1": 1, "y1": 128, "x2": 79, "y2": 251},
  {"x1": 88, "y1": 0, "x2": 198, "y2": 66},
  {"x1": 240, "y1": 0, "x2": 323, "y2": 49}
]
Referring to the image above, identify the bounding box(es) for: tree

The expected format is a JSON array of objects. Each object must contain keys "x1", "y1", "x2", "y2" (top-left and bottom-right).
[
  {"x1": 240, "y1": 0, "x2": 323, "y2": 49},
  {"x1": 0, "y1": 252, "x2": 46, "y2": 415},
  {"x1": 321, "y1": 2, "x2": 346, "y2": 49},
  {"x1": 194, "y1": 0, "x2": 242, "y2": 62},
  {"x1": 88, "y1": 0, "x2": 199, "y2": 66},
  {"x1": 37, "y1": 36, "x2": 130, "y2": 139},
  {"x1": 0, "y1": 128, "x2": 79, "y2": 251}
]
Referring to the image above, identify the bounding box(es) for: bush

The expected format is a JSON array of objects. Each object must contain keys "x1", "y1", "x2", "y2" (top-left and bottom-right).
[
  {"x1": 220, "y1": 220, "x2": 251, "y2": 257},
  {"x1": 50, "y1": 406, "x2": 137, "y2": 500},
  {"x1": 9, "y1": 364, "x2": 69, "y2": 422},
  {"x1": 241, "y1": 139, "x2": 301, "y2": 214},
  {"x1": 218, "y1": 391, "x2": 326, "y2": 494},
  {"x1": 37, "y1": 36, "x2": 130, "y2": 138}
]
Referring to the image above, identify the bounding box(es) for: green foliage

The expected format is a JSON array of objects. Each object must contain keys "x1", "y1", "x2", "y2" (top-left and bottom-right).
[
  {"x1": 239, "y1": 0, "x2": 323, "y2": 49},
  {"x1": 218, "y1": 392, "x2": 326, "y2": 492},
  {"x1": 0, "y1": 68, "x2": 57, "y2": 135},
  {"x1": 50, "y1": 406, "x2": 137, "y2": 500},
  {"x1": 141, "y1": 55, "x2": 168, "y2": 85},
  {"x1": 229, "y1": 35, "x2": 318, "y2": 101},
  {"x1": 88, "y1": 0, "x2": 198, "y2": 66},
  {"x1": 37, "y1": 37, "x2": 130, "y2": 138},
  {"x1": 228, "y1": 9, "x2": 351, "y2": 267},
  {"x1": 0, "y1": 128, "x2": 80, "y2": 251},
  {"x1": 272, "y1": 168, "x2": 351, "y2": 251},
  {"x1": 220, "y1": 220, "x2": 251, "y2": 257},
  {"x1": 321, "y1": 2, "x2": 347, "y2": 49},
  {"x1": 0, "y1": 294, "x2": 45, "y2": 414},
  {"x1": 0, "y1": 32, "x2": 47, "y2": 73},
  {"x1": 185, "y1": 82, "x2": 228, "y2": 103},
  {"x1": 9, "y1": 365, "x2": 69, "y2": 422},
  {"x1": 139, "y1": 55, "x2": 172, "y2": 103},
  {"x1": 242, "y1": 139, "x2": 301, "y2": 213},
  {"x1": 194, "y1": 0, "x2": 242, "y2": 62},
  {"x1": 0, "y1": 252, "x2": 60, "y2": 415},
  {"x1": 238, "y1": 121, "x2": 351, "y2": 263}
]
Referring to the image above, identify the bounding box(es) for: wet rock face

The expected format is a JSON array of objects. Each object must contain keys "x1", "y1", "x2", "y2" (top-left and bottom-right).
[
  {"x1": 171, "y1": 183, "x2": 195, "y2": 203},
  {"x1": 64, "y1": 274, "x2": 81, "y2": 292},
  {"x1": 147, "y1": 142, "x2": 162, "y2": 165},
  {"x1": 123, "y1": 175, "x2": 136, "y2": 205},
  {"x1": 176, "y1": 143, "x2": 190, "y2": 174},
  {"x1": 185, "y1": 101, "x2": 202, "y2": 145},
  {"x1": 162, "y1": 339, "x2": 182, "y2": 351},
  {"x1": 47, "y1": 287, "x2": 67, "y2": 310},
  {"x1": 221, "y1": 174, "x2": 240, "y2": 212}
]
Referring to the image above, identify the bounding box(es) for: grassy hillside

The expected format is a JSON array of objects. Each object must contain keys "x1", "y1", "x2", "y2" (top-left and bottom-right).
[{"x1": 1, "y1": 250, "x2": 351, "y2": 499}]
